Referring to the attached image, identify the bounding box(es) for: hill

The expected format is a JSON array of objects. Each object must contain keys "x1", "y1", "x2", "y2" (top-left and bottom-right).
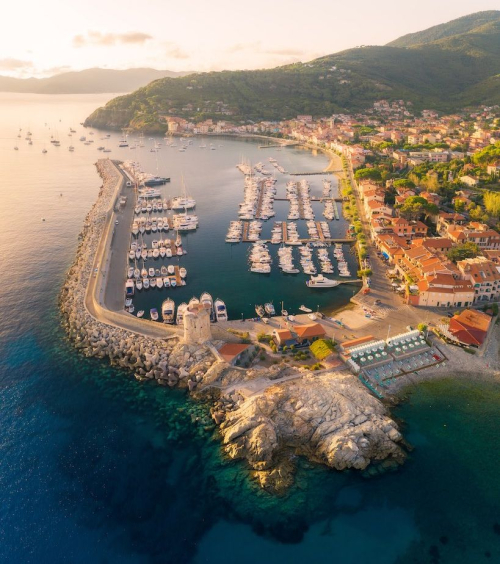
[
  {"x1": 84, "y1": 12, "x2": 500, "y2": 131},
  {"x1": 387, "y1": 10, "x2": 500, "y2": 48},
  {"x1": 0, "y1": 68, "x2": 191, "y2": 94}
]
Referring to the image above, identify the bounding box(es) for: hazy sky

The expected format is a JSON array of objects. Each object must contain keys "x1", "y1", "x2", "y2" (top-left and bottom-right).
[{"x1": 1, "y1": 0, "x2": 499, "y2": 77}]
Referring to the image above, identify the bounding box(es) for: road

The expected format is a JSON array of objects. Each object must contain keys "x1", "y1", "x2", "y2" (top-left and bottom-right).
[{"x1": 84, "y1": 159, "x2": 181, "y2": 340}]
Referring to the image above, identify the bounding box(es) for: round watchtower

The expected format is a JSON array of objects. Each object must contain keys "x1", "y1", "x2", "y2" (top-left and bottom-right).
[{"x1": 183, "y1": 303, "x2": 212, "y2": 345}]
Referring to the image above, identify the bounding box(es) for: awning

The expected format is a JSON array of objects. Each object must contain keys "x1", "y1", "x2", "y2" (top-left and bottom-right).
[{"x1": 382, "y1": 252, "x2": 389, "y2": 259}]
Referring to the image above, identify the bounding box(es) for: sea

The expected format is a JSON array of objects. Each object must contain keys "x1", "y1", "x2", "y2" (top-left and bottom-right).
[{"x1": 0, "y1": 93, "x2": 499, "y2": 564}]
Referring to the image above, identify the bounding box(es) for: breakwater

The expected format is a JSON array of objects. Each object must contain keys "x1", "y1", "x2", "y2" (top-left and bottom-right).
[{"x1": 59, "y1": 159, "x2": 217, "y2": 387}]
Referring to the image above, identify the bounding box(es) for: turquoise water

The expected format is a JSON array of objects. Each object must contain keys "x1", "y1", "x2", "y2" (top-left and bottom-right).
[{"x1": 0, "y1": 94, "x2": 499, "y2": 563}]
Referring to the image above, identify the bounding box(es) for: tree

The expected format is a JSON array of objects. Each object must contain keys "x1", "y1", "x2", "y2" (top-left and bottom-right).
[
  {"x1": 447, "y1": 242, "x2": 480, "y2": 263},
  {"x1": 454, "y1": 200, "x2": 466, "y2": 213},
  {"x1": 399, "y1": 196, "x2": 438, "y2": 220},
  {"x1": 483, "y1": 191, "x2": 500, "y2": 218},
  {"x1": 393, "y1": 178, "x2": 416, "y2": 189},
  {"x1": 417, "y1": 323, "x2": 428, "y2": 333},
  {"x1": 472, "y1": 141, "x2": 500, "y2": 165},
  {"x1": 354, "y1": 168, "x2": 382, "y2": 182}
]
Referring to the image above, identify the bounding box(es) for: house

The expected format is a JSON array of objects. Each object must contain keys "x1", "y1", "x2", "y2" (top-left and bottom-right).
[
  {"x1": 391, "y1": 218, "x2": 428, "y2": 241},
  {"x1": 272, "y1": 329, "x2": 297, "y2": 349},
  {"x1": 413, "y1": 275, "x2": 475, "y2": 308},
  {"x1": 218, "y1": 343, "x2": 252, "y2": 365},
  {"x1": 293, "y1": 323, "x2": 326, "y2": 345},
  {"x1": 459, "y1": 175, "x2": 479, "y2": 187},
  {"x1": 448, "y1": 309, "x2": 492, "y2": 346},
  {"x1": 457, "y1": 257, "x2": 500, "y2": 303}
]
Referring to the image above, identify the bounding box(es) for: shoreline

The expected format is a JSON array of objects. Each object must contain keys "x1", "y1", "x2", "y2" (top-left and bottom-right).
[{"x1": 58, "y1": 157, "x2": 409, "y2": 494}]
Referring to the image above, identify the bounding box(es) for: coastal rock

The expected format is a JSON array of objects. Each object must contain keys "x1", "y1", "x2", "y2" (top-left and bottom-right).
[{"x1": 219, "y1": 372, "x2": 406, "y2": 493}]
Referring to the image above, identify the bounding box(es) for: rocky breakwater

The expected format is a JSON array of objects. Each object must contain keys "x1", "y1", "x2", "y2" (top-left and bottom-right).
[
  {"x1": 216, "y1": 371, "x2": 406, "y2": 494},
  {"x1": 59, "y1": 158, "x2": 218, "y2": 388}
]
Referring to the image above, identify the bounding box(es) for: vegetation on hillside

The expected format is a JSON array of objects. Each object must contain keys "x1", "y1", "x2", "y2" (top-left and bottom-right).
[{"x1": 84, "y1": 12, "x2": 500, "y2": 130}]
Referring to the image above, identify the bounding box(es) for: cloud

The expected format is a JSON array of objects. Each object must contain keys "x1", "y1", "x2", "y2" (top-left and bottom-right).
[
  {"x1": 164, "y1": 42, "x2": 189, "y2": 60},
  {"x1": 226, "y1": 43, "x2": 304, "y2": 58},
  {"x1": 73, "y1": 31, "x2": 152, "y2": 47},
  {"x1": 0, "y1": 58, "x2": 33, "y2": 71}
]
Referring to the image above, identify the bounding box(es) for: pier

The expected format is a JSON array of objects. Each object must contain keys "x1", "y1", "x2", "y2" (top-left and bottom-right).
[{"x1": 289, "y1": 170, "x2": 339, "y2": 176}]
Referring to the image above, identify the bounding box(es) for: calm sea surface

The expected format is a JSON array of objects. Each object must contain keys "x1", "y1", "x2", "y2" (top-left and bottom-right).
[{"x1": 0, "y1": 93, "x2": 499, "y2": 563}]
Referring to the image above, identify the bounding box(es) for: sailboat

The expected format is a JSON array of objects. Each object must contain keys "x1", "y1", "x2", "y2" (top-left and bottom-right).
[{"x1": 171, "y1": 176, "x2": 196, "y2": 210}]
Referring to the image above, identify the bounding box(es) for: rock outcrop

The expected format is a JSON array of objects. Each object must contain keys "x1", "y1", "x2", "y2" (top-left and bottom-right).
[{"x1": 219, "y1": 372, "x2": 406, "y2": 494}]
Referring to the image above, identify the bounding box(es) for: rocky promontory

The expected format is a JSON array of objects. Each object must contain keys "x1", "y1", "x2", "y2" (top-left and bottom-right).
[{"x1": 60, "y1": 159, "x2": 407, "y2": 495}]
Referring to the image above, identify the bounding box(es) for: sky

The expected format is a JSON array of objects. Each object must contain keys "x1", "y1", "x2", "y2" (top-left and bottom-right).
[{"x1": 1, "y1": 0, "x2": 499, "y2": 77}]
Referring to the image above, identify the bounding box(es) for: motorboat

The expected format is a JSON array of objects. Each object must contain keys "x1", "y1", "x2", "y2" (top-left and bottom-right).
[
  {"x1": 200, "y1": 292, "x2": 214, "y2": 318},
  {"x1": 136, "y1": 279, "x2": 143, "y2": 291},
  {"x1": 255, "y1": 304, "x2": 266, "y2": 318},
  {"x1": 150, "y1": 278, "x2": 157, "y2": 288},
  {"x1": 163, "y1": 277, "x2": 170, "y2": 287},
  {"x1": 179, "y1": 267, "x2": 187, "y2": 279},
  {"x1": 143, "y1": 278, "x2": 150, "y2": 289},
  {"x1": 137, "y1": 310, "x2": 144, "y2": 318},
  {"x1": 156, "y1": 277, "x2": 164, "y2": 288},
  {"x1": 150, "y1": 308, "x2": 159, "y2": 321},
  {"x1": 264, "y1": 303, "x2": 276, "y2": 316},
  {"x1": 125, "y1": 298, "x2": 133, "y2": 307},
  {"x1": 188, "y1": 297, "x2": 200, "y2": 308},
  {"x1": 162, "y1": 298, "x2": 175, "y2": 324},
  {"x1": 299, "y1": 305, "x2": 312, "y2": 313},
  {"x1": 176, "y1": 302, "x2": 188, "y2": 325},
  {"x1": 149, "y1": 267, "x2": 155, "y2": 277},
  {"x1": 125, "y1": 279, "x2": 135, "y2": 296},
  {"x1": 214, "y1": 298, "x2": 228, "y2": 322},
  {"x1": 167, "y1": 265, "x2": 175, "y2": 275},
  {"x1": 306, "y1": 275, "x2": 340, "y2": 288}
]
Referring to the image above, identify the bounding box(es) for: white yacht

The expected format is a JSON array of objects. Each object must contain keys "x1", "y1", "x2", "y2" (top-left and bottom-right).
[
  {"x1": 176, "y1": 302, "x2": 188, "y2": 325},
  {"x1": 306, "y1": 275, "x2": 340, "y2": 288},
  {"x1": 214, "y1": 298, "x2": 228, "y2": 322},
  {"x1": 162, "y1": 298, "x2": 175, "y2": 324},
  {"x1": 200, "y1": 292, "x2": 213, "y2": 317}
]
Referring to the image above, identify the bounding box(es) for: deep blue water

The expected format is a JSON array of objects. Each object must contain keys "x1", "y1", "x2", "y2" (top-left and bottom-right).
[{"x1": 1, "y1": 94, "x2": 499, "y2": 563}]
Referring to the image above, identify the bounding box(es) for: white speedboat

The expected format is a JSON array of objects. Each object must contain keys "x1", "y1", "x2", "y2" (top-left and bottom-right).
[
  {"x1": 214, "y1": 298, "x2": 228, "y2": 322},
  {"x1": 167, "y1": 265, "x2": 175, "y2": 275},
  {"x1": 148, "y1": 267, "x2": 155, "y2": 277},
  {"x1": 162, "y1": 298, "x2": 175, "y2": 324},
  {"x1": 264, "y1": 303, "x2": 276, "y2": 316},
  {"x1": 150, "y1": 308, "x2": 159, "y2": 321},
  {"x1": 188, "y1": 297, "x2": 200, "y2": 308},
  {"x1": 179, "y1": 267, "x2": 187, "y2": 279},
  {"x1": 156, "y1": 277, "x2": 163, "y2": 288},
  {"x1": 136, "y1": 279, "x2": 143, "y2": 291},
  {"x1": 306, "y1": 275, "x2": 340, "y2": 288},
  {"x1": 125, "y1": 279, "x2": 135, "y2": 297},
  {"x1": 200, "y1": 292, "x2": 213, "y2": 317},
  {"x1": 299, "y1": 305, "x2": 312, "y2": 313},
  {"x1": 143, "y1": 278, "x2": 150, "y2": 289},
  {"x1": 137, "y1": 310, "x2": 144, "y2": 318},
  {"x1": 176, "y1": 302, "x2": 187, "y2": 325},
  {"x1": 150, "y1": 278, "x2": 157, "y2": 288}
]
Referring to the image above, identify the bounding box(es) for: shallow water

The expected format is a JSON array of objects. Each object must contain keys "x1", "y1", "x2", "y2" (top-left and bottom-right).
[{"x1": 0, "y1": 94, "x2": 499, "y2": 563}]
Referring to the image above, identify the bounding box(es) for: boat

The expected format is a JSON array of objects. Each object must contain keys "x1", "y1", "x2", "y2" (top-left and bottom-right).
[
  {"x1": 136, "y1": 279, "x2": 143, "y2": 291},
  {"x1": 125, "y1": 298, "x2": 133, "y2": 307},
  {"x1": 163, "y1": 277, "x2": 170, "y2": 287},
  {"x1": 156, "y1": 277, "x2": 164, "y2": 288},
  {"x1": 143, "y1": 278, "x2": 150, "y2": 289},
  {"x1": 150, "y1": 308, "x2": 159, "y2": 321},
  {"x1": 137, "y1": 310, "x2": 144, "y2": 318},
  {"x1": 176, "y1": 302, "x2": 188, "y2": 325},
  {"x1": 255, "y1": 304, "x2": 266, "y2": 318},
  {"x1": 188, "y1": 297, "x2": 200, "y2": 308},
  {"x1": 264, "y1": 303, "x2": 276, "y2": 316},
  {"x1": 306, "y1": 275, "x2": 340, "y2": 288},
  {"x1": 299, "y1": 305, "x2": 312, "y2": 313},
  {"x1": 200, "y1": 292, "x2": 214, "y2": 318},
  {"x1": 127, "y1": 267, "x2": 134, "y2": 278},
  {"x1": 161, "y1": 298, "x2": 175, "y2": 324},
  {"x1": 125, "y1": 279, "x2": 135, "y2": 296},
  {"x1": 214, "y1": 298, "x2": 228, "y2": 322},
  {"x1": 179, "y1": 267, "x2": 187, "y2": 279},
  {"x1": 150, "y1": 278, "x2": 157, "y2": 288},
  {"x1": 167, "y1": 265, "x2": 175, "y2": 275}
]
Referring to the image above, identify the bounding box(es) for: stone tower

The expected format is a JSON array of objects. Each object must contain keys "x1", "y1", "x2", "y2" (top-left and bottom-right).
[{"x1": 183, "y1": 303, "x2": 212, "y2": 345}]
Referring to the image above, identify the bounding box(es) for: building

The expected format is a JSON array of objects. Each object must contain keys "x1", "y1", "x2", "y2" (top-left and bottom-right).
[
  {"x1": 448, "y1": 309, "x2": 492, "y2": 346},
  {"x1": 272, "y1": 329, "x2": 297, "y2": 349},
  {"x1": 292, "y1": 323, "x2": 326, "y2": 345},
  {"x1": 457, "y1": 257, "x2": 500, "y2": 303},
  {"x1": 413, "y1": 274, "x2": 474, "y2": 308},
  {"x1": 218, "y1": 343, "x2": 252, "y2": 365}
]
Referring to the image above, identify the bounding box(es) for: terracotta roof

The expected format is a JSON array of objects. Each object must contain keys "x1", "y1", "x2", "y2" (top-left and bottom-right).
[
  {"x1": 449, "y1": 310, "x2": 491, "y2": 346},
  {"x1": 274, "y1": 329, "x2": 293, "y2": 341},
  {"x1": 293, "y1": 323, "x2": 326, "y2": 339},
  {"x1": 341, "y1": 335, "x2": 376, "y2": 350},
  {"x1": 218, "y1": 343, "x2": 250, "y2": 362}
]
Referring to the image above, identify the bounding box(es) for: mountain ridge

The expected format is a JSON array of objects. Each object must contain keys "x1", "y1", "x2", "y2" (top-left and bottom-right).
[
  {"x1": 0, "y1": 68, "x2": 191, "y2": 94},
  {"x1": 84, "y1": 11, "x2": 500, "y2": 130}
]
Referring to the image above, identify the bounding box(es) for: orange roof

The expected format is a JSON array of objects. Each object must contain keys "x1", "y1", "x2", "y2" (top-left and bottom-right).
[
  {"x1": 218, "y1": 343, "x2": 250, "y2": 362},
  {"x1": 452, "y1": 309, "x2": 491, "y2": 332},
  {"x1": 449, "y1": 309, "x2": 491, "y2": 346},
  {"x1": 341, "y1": 335, "x2": 376, "y2": 349},
  {"x1": 293, "y1": 323, "x2": 326, "y2": 339},
  {"x1": 275, "y1": 329, "x2": 293, "y2": 341}
]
